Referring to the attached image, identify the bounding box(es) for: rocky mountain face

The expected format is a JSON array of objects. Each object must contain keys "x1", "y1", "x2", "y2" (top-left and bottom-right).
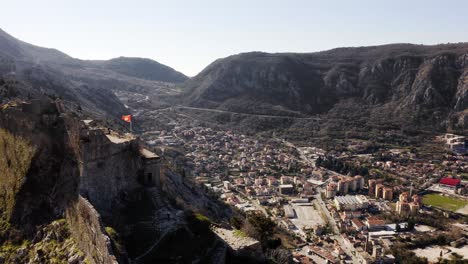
[
  {"x1": 0, "y1": 99, "x2": 80, "y2": 230},
  {"x1": 0, "y1": 28, "x2": 188, "y2": 118},
  {"x1": 181, "y1": 44, "x2": 468, "y2": 134},
  {"x1": 0, "y1": 98, "x2": 119, "y2": 263},
  {"x1": 0, "y1": 28, "x2": 266, "y2": 264},
  {"x1": 0, "y1": 98, "x2": 247, "y2": 263}
]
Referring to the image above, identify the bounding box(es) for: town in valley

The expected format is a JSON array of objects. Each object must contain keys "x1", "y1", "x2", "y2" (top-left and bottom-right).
[{"x1": 119, "y1": 89, "x2": 468, "y2": 264}]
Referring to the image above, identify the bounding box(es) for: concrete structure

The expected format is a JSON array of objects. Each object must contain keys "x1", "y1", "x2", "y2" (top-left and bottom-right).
[
  {"x1": 349, "y1": 178, "x2": 358, "y2": 192},
  {"x1": 365, "y1": 216, "x2": 386, "y2": 231},
  {"x1": 267, "y1": 177, "x2": 278, "y2": 186},
  {"x1": 375, "y1": 183, "x2": 384, "y2": 199},
  {"x1": 382, "y1": 187, "x2": 393, "y2": 201},
  {"x1": 307, "y1": 179, "x2": 325, "y2": 186},
  {"x1": 342, "y1": 179, "x2": 350, "y2": 194},
  {"x1": 340, "y1": 210, "x2": 363, "y2": 220},
  {"x1": 326, "y1": 183, "x2": 337, "y2": 199},
  {"x1": 280, "y1": 176, "x2": 292, "y2": 185},
  {"x1": 396, "y1": 192, "x2": 421, "y2": 216},
  {"x1": 223, "y1": 181, "x2": 232, "y2": 190},
  {"x1": 279, "y1": 184, "x2": 294, "y2": 195},
  {"x1": 443, "y1": 134, "x2": 467, "y2": 153},
  {"x1": 355, "y1": 175, "x2": 365, "y2": 190},
  {"x1": 352, "y1": 218, "x2": 366, "y2": 231},
  {"x1": 409, "y1": 203, "x2": 420, "y2": 214},
  {"x1": 80, "y1": 127, "x2": 162, "y2": 214},
  {"x1": 284, "y1": 205, "x2": 296, "y2": 218},
  {"x1": 291, "y1": 198, "x2": 309, "y2": 203},
  {"x1": 139, "y1": 148, "x2": 161, "y2": 187},
  {"x1": 334, "y1": 195, "x2": 369, "y2": 211},
  {"x1": 368, "y1": 179, "x2": 377, "y2": 197},
  {"x1": 338, "y1": 179, "x2": 349, "y2": 194},
  {"x1": 213, "y1": 227, "x2": 262, "y2": 259},
  {"x1": 307, "y1": 246, "x2": 338, "y2": 264},
  {"x1": 439, "y1": 177, "x2": 461, "y2": 190}
]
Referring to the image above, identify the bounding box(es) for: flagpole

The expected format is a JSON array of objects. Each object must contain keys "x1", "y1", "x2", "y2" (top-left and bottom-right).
[{"x1": 121, "y1": 115, "x2": 132, "y2": 133}]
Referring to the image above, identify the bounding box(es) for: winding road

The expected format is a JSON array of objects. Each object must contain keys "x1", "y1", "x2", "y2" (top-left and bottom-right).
[{"x1": 152, "y1": 106, "x2": 321, "y2": 121}]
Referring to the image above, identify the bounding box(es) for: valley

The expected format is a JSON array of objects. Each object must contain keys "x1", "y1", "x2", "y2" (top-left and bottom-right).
[
  {"x1": 116, "y1": 85, "x2": 468, "y2": 263},
  {"x1": 0, "y1": 24, "x2": 467, "y2": 264}
]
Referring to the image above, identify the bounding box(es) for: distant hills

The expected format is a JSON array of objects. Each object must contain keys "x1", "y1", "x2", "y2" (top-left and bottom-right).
[
  {"x1": 93, "y1": 57, "x2": 188, "y2": 83},
  {"x1": 1, "y1": 27, "x2": 467, "y2": 135},
  {"x1": 0, "y1": 28, "x2": 188, "y2": 117},
  {"x1": 181, "y1": 44, "x2": 468, "y2": 134}
]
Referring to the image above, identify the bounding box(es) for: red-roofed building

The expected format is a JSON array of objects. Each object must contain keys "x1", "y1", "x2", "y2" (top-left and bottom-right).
[
  {"x1": 365, "y1": 216, "x2": 386, "y2": 231},
  {"x1": 352, "y1": 218, "x2": 366, "y2": 231},
  {"x1": 307, "y1": 246, "x2": 339, "y2": 264},
  {"x1": 439, "y1": 177, "x2": 461, "y2": 189}
]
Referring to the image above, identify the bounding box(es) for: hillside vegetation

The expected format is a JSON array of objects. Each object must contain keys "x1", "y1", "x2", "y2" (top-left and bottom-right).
[{"x1": 0, "y1": 129, "x2": 35, "y2": 219}]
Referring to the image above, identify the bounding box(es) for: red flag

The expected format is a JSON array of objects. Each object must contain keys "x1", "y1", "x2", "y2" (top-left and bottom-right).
[{"x1": 121, "y1": 115, "x2": 132, "y2": 123}]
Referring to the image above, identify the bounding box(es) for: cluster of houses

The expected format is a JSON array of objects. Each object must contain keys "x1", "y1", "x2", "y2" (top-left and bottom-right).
[
  {"x1": 229, "y1": 175, "x2": 316, "y2": 201},
  {"x1": 168, "y1": 127, "x2": 316, "y2": 184},
  {"x1": 145, "y1": 126, "x2": 326, "y2": 206},
  {"x1": 311, "y1": 175, "x2": 426, "y2": 263},
  {"x1": 139, "y1": 118, "x2": 468, "y2": 263},
  {"x1": 439, "y1": 133, "x2": 467, "y2": 154}
]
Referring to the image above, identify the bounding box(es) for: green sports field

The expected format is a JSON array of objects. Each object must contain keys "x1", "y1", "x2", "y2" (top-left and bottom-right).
[{"x1": 422, "y1": 193, "x2": 468, "y2": 212}]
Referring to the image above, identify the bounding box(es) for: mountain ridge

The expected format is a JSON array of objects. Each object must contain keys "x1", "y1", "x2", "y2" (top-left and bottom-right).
[
  {"x1": 0, "y1": 28, "x2": 188, "y2": 82},
  {"x1": 0, "y1": 28, "x2": 189, "y2": 119},
  {"x1": 180, "y1": 43, "x2": 468, "y2": 134}
]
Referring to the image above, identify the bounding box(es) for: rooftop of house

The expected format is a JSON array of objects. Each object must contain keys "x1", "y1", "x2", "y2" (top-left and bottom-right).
[
  {"x1": 335, "y1": 195, "x2": 368, "y2": 204},
  {"x1": 366, "y1": 216, "x2": 386, "y2": 226},
  {"x1": 439, "y1": 177, "x2": 461, "y2": 186},
  {"x1": 352, "y1": 218, "x2": 365, "y2": 228},
  {"x1": 308, "y1": 246, "x2": 337, "y2": 263}
]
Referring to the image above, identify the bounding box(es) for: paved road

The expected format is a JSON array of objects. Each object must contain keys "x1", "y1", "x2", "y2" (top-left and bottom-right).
[
  {"x1": 314, "y1": 188, "x2": 360, "y2": 263},
  {"x1": 283, "y1": 140, "x2": 316, "y2": 168},
  {"x1": 314, "y1": 189, "x2": 339, "y2": 234},
  {"x1": 153, "y1": 106, "x2": 321, "y2": 121},
  {"x1": 233, "y1": 187, "x2": 270, "y2": 218}
]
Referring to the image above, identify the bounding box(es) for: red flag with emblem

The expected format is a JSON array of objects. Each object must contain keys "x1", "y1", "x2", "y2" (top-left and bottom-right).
[{"x1": 121, "y1": 115, "x2": 132, "y2": 123}]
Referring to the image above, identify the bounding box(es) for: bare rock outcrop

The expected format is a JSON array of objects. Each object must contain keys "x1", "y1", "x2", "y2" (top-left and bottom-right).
[
  {"x1": 66, "y1": 196, "x2": 118, "y2": 264},
  {"x1": 182, "y1": 44, "x2": 468, "y2": 133}
]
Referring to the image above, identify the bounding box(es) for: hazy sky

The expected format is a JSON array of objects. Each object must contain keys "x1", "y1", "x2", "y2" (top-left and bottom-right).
[{"x1": 2, "y1": 0, "x2": 467, "y2": 76}]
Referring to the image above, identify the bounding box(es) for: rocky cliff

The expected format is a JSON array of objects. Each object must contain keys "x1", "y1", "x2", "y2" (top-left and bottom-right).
[
  {"x1": 0, "y1": 98, "x2": 120, "y2": 263},
  {"x1": 66, "y1": 197, "x2": 119, "y2": 264},
  {"x1": 181, "y1": 44, "x2": 468, "y2": 134},
  {"x1": 79, "y1": 129, "x2": 147, "y2": 216},
  {"x1": 76, "y1": 121, "x2": 236, "y2": 263},
  {"x1": 0, "y1": 98, "x2": 80, "y2": 231},
  {"x1": 0, "y1": 97, "x2": 246, "y2": 263},
  {"x1": 0, "y1": 28, "x2": 187, "y2": 119}
]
